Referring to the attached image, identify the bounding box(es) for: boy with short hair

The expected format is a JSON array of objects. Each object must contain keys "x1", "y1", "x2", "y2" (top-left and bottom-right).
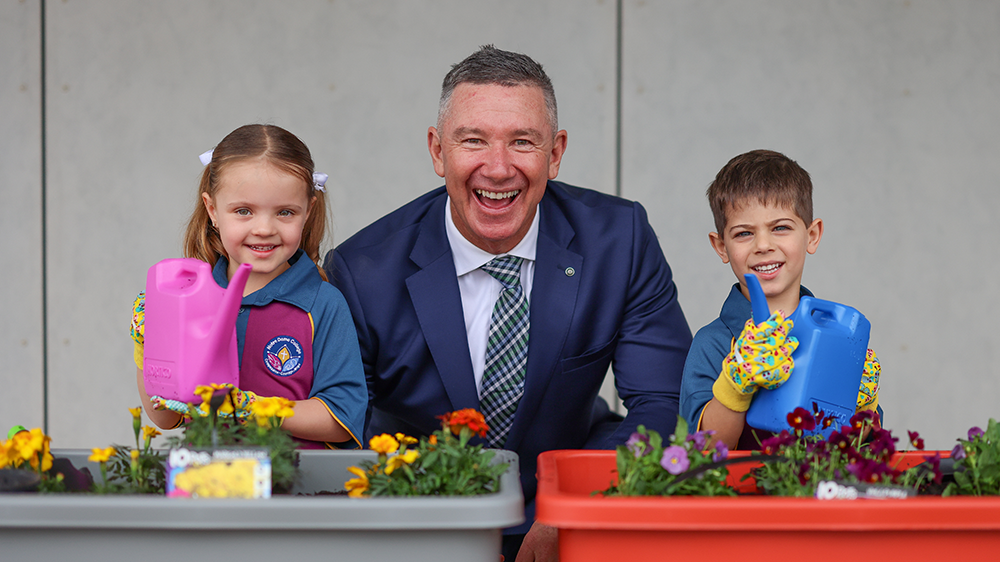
[{"x1": 679, "y1": 149, "x2": 880, "y2": 450}]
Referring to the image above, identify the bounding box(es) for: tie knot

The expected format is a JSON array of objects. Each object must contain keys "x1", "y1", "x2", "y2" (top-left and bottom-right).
[{"x1": 481, "y1": 255, "x2": 523, "y2": 289}]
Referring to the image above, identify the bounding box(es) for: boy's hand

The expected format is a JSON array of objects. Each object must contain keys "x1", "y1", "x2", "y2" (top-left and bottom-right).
[
  {"x1": 712, "y1": 311, "x2": 798, "y2": 412},
  {"x1": 856, "y1": 348, "x2": 880, "y2": 412}
]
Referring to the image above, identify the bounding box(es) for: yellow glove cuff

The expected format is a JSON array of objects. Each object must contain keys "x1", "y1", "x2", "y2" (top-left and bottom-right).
[
  {"x1": 134, "y1": 340, "x2": 144, "y2": 370},
  {"x1": 713, "y1": 374, "x2": 753, "y2": 413}
]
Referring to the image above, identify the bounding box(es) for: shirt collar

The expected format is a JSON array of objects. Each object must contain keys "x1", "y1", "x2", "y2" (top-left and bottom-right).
[
  {"x1": 444, "y1": 195, "x2": 539, "y2": 276},
  {"x1": 211, "y1": 249, "x2": 320, "y2": 309}
]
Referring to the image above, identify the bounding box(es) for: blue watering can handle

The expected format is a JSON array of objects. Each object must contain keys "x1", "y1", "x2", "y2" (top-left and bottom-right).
[{"x1": 744, "y1": 273, "x2": 771, "y2": 325}]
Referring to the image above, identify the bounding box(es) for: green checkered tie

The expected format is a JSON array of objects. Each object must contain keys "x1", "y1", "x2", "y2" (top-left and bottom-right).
[{"x1": 479, "y1": 255, "x2": 529, "y2": 448}]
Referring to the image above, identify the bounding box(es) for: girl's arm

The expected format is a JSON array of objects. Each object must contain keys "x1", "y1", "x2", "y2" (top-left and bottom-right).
[
  {"x1": 280, "y1": 397, "x2": 353, "y2": 443},
  {"x1": 136, "y1": 367, "x2": 182, "y2": 429}
]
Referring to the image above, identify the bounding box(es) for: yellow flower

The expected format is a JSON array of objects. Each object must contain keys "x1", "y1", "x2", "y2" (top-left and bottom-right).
[
  {"x1": 384, "y1": 450, "x2": 420, "y2": 475},
  {"x1": 0, "y1": 439, "x2": 14, "y2": 469},
  {"x1": 395, "y1": 433, "x2": 418, "y2": 446},
  {"x1": 369, "y1": 434, "x2": 399, "y2": 455},
  {"x1": 128, "y1": 407, "x2": 143, "y2": 420},
  {"x1": 429, "y1": 434, "x2": 438, "y2": 446},
  {"x1": 345, "y1": 466, "x2": 370, "y2": 497},
  {"x1": 89, "y1": 446, "x2": 117, "y2": 463},
  {"x1": 249, "y1": 396, "x2": 296, "y2": 427},
  {"x1": 13, "y1": 429, "x2": 52, "y2": 472},
  {"x1": 142, "y1": 426, "x2": 161, "y2": 447},
  {"x1": 193, "y1": 383, "x2": 236, "y2": 411}
]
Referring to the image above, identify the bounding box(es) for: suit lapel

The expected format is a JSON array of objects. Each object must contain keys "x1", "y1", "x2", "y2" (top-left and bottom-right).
[
  {"x1": 504, "y1": 198, "x2": 581, "y2": 451},
  {"x1": 406, "y1": 199, "x2": 480, "y2": 412}
]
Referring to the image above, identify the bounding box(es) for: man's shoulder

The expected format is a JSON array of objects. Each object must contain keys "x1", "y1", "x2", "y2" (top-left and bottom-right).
[
  {"x1": 543, "y1": 181, "x2": 637, "y2": 213},
  {"x1": 541, "y1": 181, "x2": 647, "y2": 239}
]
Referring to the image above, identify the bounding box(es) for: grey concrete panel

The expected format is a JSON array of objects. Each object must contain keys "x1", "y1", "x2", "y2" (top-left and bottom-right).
[
  {"x1": 0, "y1": 1, "x2": 44, "y2": 433},
  {"x1": 622, "y1": 0, "x2": 1000, "y2": 449},
  {"x1": 43, "y1": 0, "x2": 614, "y2": 447}
]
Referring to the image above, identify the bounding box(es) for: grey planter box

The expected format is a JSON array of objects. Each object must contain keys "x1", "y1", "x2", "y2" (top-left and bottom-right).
[{"x1": 1, "y1": 449, "x2": 523, "y2": 562}]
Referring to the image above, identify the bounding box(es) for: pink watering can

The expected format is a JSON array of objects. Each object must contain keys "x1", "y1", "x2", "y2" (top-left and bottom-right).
[{"x1": 142, "y1": 258, "x2": 252, "y2": 402}]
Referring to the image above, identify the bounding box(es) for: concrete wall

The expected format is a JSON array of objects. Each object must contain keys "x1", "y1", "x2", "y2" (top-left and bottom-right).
[{"x1": 2, "y1": 0, "x2": 997, "y2": 450}]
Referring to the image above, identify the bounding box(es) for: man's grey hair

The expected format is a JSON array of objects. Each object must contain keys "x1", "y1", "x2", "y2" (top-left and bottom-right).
[{"x1": 437, "y1": 45, "x2": 559, "y2": 137}]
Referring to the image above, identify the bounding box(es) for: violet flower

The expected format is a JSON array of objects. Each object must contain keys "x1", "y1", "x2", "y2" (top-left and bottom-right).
[
  {"x1": 625, "y1": 432, "x2": 650, "y2": 458},
  {"x1": 661, "y1": 445, "x2": 690, "y2": 475},
  {"x1": 787, "y1": 407, "x2": 816, "y2": 432},
  {"x1": 713, "y1": 440, "x2": 729, "y2": 462},
  {"x1": 952, "y1": 443, "x2": 967, "y2": 461},
  {"x1": 969, "y1": 427, "x2": 984, "y2": 440}
]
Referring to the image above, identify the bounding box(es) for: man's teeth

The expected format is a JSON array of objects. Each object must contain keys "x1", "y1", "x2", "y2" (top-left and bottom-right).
[
  {"x1": 754, "y1": 263, "x2": 780, "y2": 273},
  {"x1": 476, "y1": 189, "x2": 519, "y2": 200}
]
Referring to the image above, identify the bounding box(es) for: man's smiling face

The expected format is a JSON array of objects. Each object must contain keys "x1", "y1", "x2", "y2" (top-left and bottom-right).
[{"x1": 428, "y1": 82, "x2": 567, "y2": 254}]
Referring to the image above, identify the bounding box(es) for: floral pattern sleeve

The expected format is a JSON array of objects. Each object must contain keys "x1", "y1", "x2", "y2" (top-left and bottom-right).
[{"x1": 131, "y1": 291, "x2": 145, "y2": 369}]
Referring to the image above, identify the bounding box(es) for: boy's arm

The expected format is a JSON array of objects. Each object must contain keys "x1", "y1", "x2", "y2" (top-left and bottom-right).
[{"x1": 701, "y1": 398, "x2": 748, "y2": 450}]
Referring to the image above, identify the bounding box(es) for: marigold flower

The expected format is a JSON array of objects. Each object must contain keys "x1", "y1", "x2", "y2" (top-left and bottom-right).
[
  {"x1": 250, "y1": 396, "x2": 296, "y2": 420},
  {"x1": 428, "y1": 435, "x2": 438, "y2": 446},
  {"x1": 0, "y1": 439, "x2": 14, "y2": 469},
  {"x1": 130, "y1": 449, "x2": 140, "y2": 462},
  {"x1": 14, "y1": 428, "x2": 53, "y2": 472},
  {"x1": 345, "y1": 466, "x2": 370, "y2": 497},
  {"x1": 384, "y1": 450, "x2": 420, "y2": 475},
  {"x1": 89, "y1": 446, "x2": 117, "y2": 463},
  {"x1": 438, "y1": 409, "x2": 489, "y2": 438},
  {"x1": 143, "y1": 426, "x2": 162, "y2": 441},
  {"x1": 128, "y1": 407, "x2": 143, "y2": 420},
  {"x1": 395, "y1": 433, "x2": 418, "y2": 445},
  {"x1": 369, "y1": 434, "x2": 400, "y2": 455},
  {"x1": 660, "y1": 445, "x2": 690, "y2": 475}
]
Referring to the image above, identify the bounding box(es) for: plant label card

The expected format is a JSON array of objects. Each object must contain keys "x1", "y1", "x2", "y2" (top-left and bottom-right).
[{"x1": 166, "y1": 447, "x2": 271, "y2": 498}]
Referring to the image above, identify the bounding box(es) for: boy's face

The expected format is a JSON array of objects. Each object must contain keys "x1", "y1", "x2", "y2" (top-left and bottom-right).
[{"x1": 709, "y1": 200, "x2": 823, "y2": 313}]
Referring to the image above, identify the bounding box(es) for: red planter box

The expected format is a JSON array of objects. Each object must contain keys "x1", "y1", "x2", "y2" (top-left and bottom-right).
[{"x1": 536, "y1": 449, "x2": 1000, "y2": 561}]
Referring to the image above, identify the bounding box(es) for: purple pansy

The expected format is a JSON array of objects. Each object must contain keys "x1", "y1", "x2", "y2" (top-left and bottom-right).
[
  {"x1": 713, "y1": 440, "x2": 729, "y2": 462},
  {"x1": 952, "y1": 443, "x2": 967, "y2": 461},
  {"x1": 661, "y1": 446, "x2": 690, "y2": 475},
  {"x1": 626, "y1": 432, "x2": 650, "y2": 458}
]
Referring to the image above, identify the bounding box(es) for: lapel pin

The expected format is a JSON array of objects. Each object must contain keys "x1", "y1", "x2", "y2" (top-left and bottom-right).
[{"x1": 564, "y1": 267, "x2": 576, "y2": 277}]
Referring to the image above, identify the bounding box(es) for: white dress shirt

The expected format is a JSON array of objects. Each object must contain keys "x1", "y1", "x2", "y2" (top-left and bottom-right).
[{"x1": 445, "y1": 196, "x2": 538, "y2": 398}]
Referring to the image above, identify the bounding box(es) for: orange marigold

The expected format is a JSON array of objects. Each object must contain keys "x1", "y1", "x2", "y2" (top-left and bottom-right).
[{"x1": 437, "y1": 408, "x2": 489, "y2": 438}]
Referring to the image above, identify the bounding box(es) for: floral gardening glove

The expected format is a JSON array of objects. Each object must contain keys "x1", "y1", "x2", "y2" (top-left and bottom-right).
[
  {"x1": 131, "y1": 291, "x2": 145, "y2": 369},
  {"x1": 856, "y1": 348, "x2": 880, "y2": 413},
  {"x1": 151, "y1": 384, "x2": 259, "y2": 422},
  {"x1": 712, "y1": 310, "x2": 799, "y2": 412}
]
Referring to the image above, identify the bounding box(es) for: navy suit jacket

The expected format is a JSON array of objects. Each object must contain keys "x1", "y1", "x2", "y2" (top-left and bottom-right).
[{"x1": 326, "y1": 181, "x2": 692, "y2": 532}]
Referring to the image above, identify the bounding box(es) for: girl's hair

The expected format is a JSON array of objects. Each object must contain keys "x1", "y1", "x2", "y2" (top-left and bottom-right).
[{"x1": 183, "y1": 124, "x2": 328, "y2": 281}]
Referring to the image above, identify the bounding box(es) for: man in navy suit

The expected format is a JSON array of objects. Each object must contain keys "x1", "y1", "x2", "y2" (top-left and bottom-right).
[{"x1": 325, "y1": 45, "x2": 692, "y2": 561}]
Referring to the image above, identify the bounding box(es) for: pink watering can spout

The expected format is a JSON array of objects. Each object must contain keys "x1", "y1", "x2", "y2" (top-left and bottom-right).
[
  {"x1": 207, "y1": 262, "x2": 251, "y2": 352},
  {"x1": 142, "y1": 259, "x2": 252, "y2": 402}
]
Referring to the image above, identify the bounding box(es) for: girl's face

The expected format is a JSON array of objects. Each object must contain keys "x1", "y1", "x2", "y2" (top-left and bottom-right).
[{"x1": 203, "y1": 160, "x2": 313, "y2": 295}]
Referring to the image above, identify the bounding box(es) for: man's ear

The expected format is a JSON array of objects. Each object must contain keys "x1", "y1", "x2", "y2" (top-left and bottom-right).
[
  {"x1": 709, "y1": 231, "x2": 730, "y2": 264},
  {"x1": 547, "y1": 129, "x2": 568, "y2": 179},
  {"x1": 428, "y1": 126, "x2": 445, "y2": 178}
]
